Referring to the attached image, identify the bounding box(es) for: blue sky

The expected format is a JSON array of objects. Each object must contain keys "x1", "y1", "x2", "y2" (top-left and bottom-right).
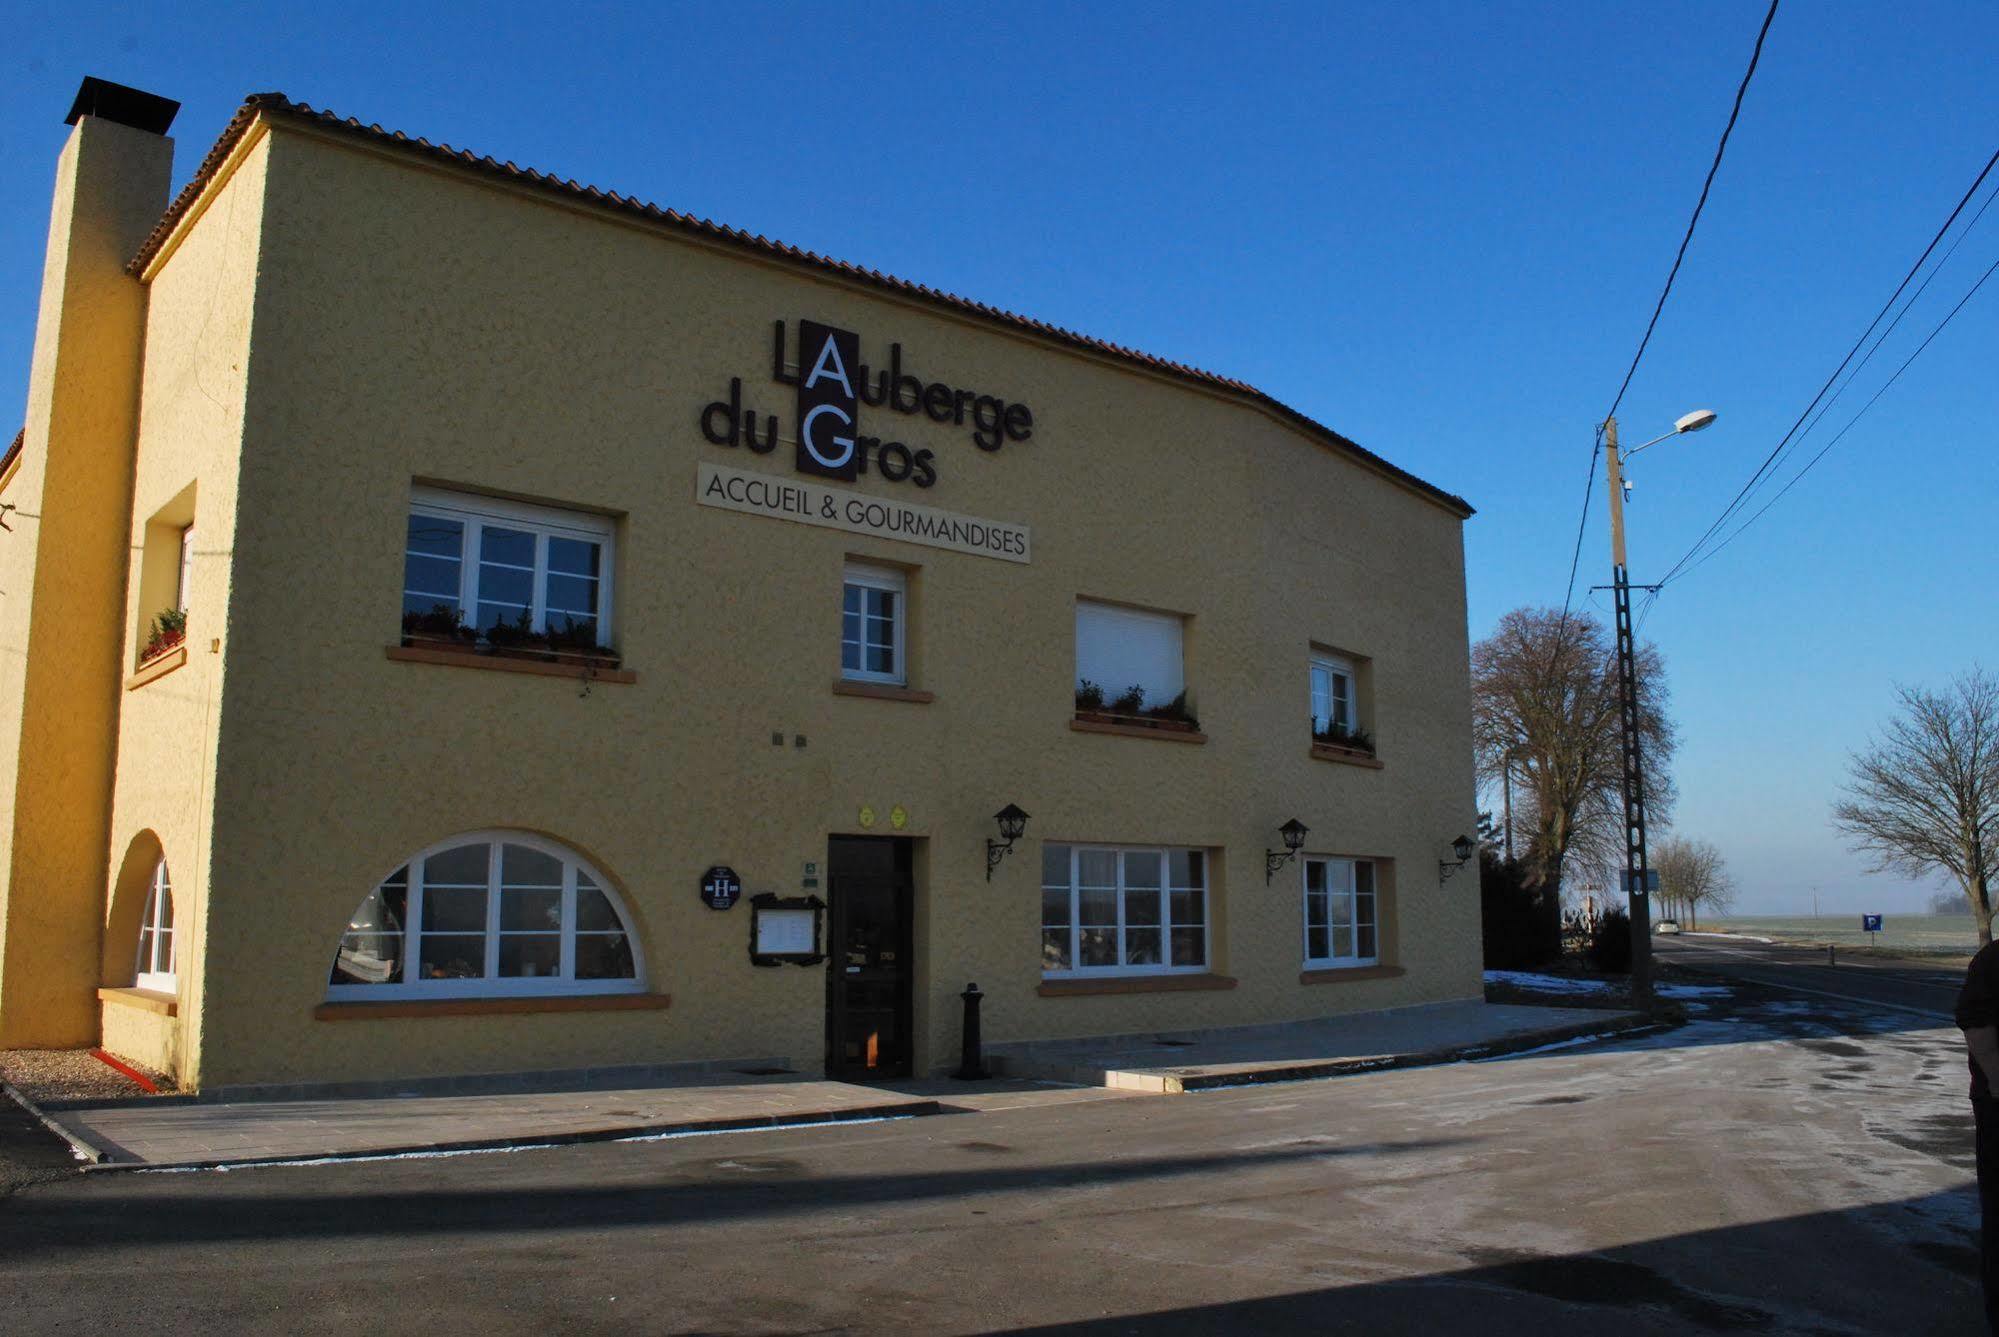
[{"x1": 5, "y1": 2, "x2": 1995, "y2": 915}]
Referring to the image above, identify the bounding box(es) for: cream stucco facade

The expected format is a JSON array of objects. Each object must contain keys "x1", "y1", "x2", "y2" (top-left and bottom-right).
[{"x1": 0, "y1": 82, "x2": 1482, "y2": 1095}]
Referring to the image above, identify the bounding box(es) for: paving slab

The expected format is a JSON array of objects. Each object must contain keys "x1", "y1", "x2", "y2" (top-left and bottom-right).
[
  {"x1": 49, "y1": 1074, "x2": 944, "y2": 1170},
  {"x1": 986, "y1": 999, "x2": 1651, "y2": 1092}
]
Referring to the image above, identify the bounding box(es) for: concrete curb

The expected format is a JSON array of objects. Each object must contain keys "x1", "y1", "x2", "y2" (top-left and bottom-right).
[
  {"x1": 2, "y1": 1078, "x2": 108, "y2": 1165},
  {"x1": 1021, "y1": 1009, "x2": 1673, "y2": 1094},
  {"x1": 72, "y1": 1096, "x2": 943, "y2": 1173}
]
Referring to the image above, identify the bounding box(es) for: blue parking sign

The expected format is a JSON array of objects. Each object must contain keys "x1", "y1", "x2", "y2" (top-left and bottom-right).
[{"x1": 1861, "y1": 914, "x2": 1883, "y2": 933}]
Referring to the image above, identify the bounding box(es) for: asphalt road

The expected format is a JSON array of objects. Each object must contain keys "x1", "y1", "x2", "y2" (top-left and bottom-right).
[
  {"x1": 0, "y1": 979, "x2": 1981, "y2": 1335},
  {"x1": 1656, "y1": 933, "x2": 1964, "y2": 1020}
]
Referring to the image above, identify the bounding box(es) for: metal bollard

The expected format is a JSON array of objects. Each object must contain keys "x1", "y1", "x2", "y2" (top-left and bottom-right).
[
  {"x1": 954, "y1": 982, "x2": 989, "y2": 1080},
  {"x1": 1827, "y1": 945, "x2": 1836, "y2": 968}
]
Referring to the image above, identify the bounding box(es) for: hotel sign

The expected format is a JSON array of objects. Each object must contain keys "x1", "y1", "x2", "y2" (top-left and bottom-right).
[
  {"x1": 699, "y1": 320, "x2": 1036, "y2": 490},
  {"x1": 697, "y1": 463, "x2": 1030, "y2": 564}
]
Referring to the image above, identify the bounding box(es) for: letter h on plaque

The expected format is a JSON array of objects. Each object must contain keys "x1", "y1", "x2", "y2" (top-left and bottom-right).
[{"x1": 796, "y1": 320, "x2": 861, "y2": 482}]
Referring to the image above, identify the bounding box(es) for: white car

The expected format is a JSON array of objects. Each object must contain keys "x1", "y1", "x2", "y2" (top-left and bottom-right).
[{"x1": 1653, "y1": 919, "x2": 1681, "y2": 935}]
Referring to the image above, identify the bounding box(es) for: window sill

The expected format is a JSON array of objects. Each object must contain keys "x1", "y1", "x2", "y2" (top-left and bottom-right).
[
  {"x1": 1310, "y1": 742, "x2": 1383, "y2": 769},
  {"x1": 126, "y1": 646, "x2": 188, "y2": 691},
  {"x1": 315, "y1": 992, "x2": 671, "y2": 1021},
  {"x1": 1037, "y1": 973, "x2": 1236, "y2": 997},
  {"x1": 832, "y1": 679, "x2": 936, "y2": 704},
  {"x1": 385, "y1": 644, "x2": 638, "y2": 684},
  {"x1": 98, "y1": 986, "x2": 178, "y2": 1017},
  {"x1": 1070, "y1": 717, "x2": 1208, "y2": 745},
  {"x1": 1299, "y1": 965, "x2": 1403, "y2": 986}
]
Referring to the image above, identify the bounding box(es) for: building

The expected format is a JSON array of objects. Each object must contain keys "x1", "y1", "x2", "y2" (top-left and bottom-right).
[{"x1": 0, "y1": 78, "x2": 1480, "y2": 1096}]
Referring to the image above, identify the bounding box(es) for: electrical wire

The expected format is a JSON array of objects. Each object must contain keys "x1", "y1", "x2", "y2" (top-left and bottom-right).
[
  {"x1": 1663, "y1": 247, "x2": 1999, "y2": 585},
  {"x1": 1601, "y1": 0, "x2": 1780, "y2": 426},
  {"x1": 1552, "y1": 0, "x2": 1773, "y2": 641},
  {"x1": 1556, "y1": 429, "x2": 1603, "y2": 626},
  {"x1": 1654, "y1": 142, "x2": 1999, "y2": 587}
]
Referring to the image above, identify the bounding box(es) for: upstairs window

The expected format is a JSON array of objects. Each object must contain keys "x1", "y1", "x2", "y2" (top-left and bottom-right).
[
  {"x1": 841, "y1": 564, "x2": 906, "y2": 685},
  {"x1": 1310, "y1": 654, "x2": 1357, "y2": 736},
  {"x1": 1303, "y1": 857, "x2": 1378, "y2": 967},
  {"x1": 1076, "y1": 600, "x2": 1189, "y2": 720},
  {"x1": 327, "y1": 832, "x2": 644, "y2": 1000},
  {"x1": 136, "y1": 860, "x2": 176, "y2": 993},
  {"x1": 404, "y1": 488, "x2": 615, "y2": 651}
]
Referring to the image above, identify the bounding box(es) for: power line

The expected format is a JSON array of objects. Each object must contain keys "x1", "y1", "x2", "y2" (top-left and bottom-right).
[
  {"x1": 1601, "y1": 0, "x2": 1779, "y2": 426},
  {"x1": 1655, "y1": 142, "x2": 1999, "y2": 587},
  {"x1": 1557, "y1": 429, "x2": 1603, "y2": 625},
  {"x1": 1556, "y1": 1, "x2": 1776, "y2": 633},
  {"x1": 1776, "y1": 177, "x2": 1999, "y2": 476},
  {"x1": 1664, "y1": 247, "x2": 1999, "y2": 585}
]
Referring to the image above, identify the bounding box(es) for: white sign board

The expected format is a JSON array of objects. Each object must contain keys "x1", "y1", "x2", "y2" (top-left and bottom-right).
[
  {"x1": 697, "y1": 463, "x2": 1031, "y2": 564},
  {"x1": 754, "y1": 907, "x2": 818, "y2": 957}
]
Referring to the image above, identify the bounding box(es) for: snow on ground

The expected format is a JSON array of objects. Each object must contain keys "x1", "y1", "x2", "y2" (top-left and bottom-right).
[
  {"x1": 1682, "y1": 931, "x2": 1775, "y2": 943},
  {"x1": 1483, "y1": 970, "x2": 1732, "y2": 1001},
  {"x1": 1485, "y1": 971, "x2": 1617, "y2": 995}
]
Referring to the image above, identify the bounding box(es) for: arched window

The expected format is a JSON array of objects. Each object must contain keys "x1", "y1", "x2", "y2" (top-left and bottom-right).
[
  {"x1": 136, "y1": 860, "x2": 176, "y2": 993},
  {"x1": 327, "y1": 833, "x2": 644, "y2": 1000}
]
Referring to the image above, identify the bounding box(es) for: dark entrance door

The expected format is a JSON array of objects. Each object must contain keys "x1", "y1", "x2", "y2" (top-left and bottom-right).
[{"x1": 825, "y1": 836, "x2": 914, "y2": 1080}]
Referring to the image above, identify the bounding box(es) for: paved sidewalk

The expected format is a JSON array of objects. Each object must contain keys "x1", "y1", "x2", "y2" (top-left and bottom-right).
[
  {"x1": 51, "y1": 1076, "x2": 946, "y2": 1170},
  {"x1": 987, "y1": 999, "x2": 1649, "y2": 1092},
  {"x1": 33, "y1": 1001, "x2": 1652, "y2": 1169}
]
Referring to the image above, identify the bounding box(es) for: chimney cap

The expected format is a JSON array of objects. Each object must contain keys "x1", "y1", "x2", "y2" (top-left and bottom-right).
[{"x1": 65, "y1": 77, "x2": 179, "y2": 135}]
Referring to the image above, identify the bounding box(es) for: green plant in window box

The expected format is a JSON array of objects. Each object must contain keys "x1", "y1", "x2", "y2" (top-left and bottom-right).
[
  {"x1": 545, "y1": 615, "x2": 619, "y2": 667},
  {"x1": 140, "y1": 607, "x2": 187, "y2": 663},
  {"x1": 401, "y1": 603, "x2": 476, "y2": 649},
  {"x1": 1074, "y1": 681, "x2": 1200, "y2": 733},
  {"x1": 1312, "y1": 719, "x2": 1376, "y2": 756},
  {"x1": 481, "y1": 609, "x2": 549, "y2": 657},
  {"x1": 1144, "y1": 690, "x2": 1201, "y2": 732}
]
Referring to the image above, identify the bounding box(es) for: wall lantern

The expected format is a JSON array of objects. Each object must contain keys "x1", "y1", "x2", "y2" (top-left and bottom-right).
[
  {"x1": 1438, "y1": 834, "x2": 1477, "y2": 883},
  {"x1": 1265, "y1": 818, "x2": 1309, "y2": 884},
  {"x1": 986, "y1": 804, "x2": 1030, "y2": 881}
]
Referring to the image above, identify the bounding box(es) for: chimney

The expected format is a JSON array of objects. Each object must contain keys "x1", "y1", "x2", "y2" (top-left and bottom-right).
[{"x1": 0, "y1": 77, "x2": 177, "y2": 1047}]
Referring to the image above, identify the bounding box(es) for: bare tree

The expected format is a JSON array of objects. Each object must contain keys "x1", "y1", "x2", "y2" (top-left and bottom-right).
[
  {"x1": 1833, "y1": 669, "x2": 1999, "y2": 944},
  {"x1": 1472, "y1": 607, "x2": 1677, "y2": 899},
  {"x1": 1652, "y1": 835, "x2": 1735, "y2": 930}
]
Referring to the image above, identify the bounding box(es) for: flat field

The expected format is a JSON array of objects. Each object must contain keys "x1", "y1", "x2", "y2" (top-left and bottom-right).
[{"x1": 1704, "y1": 913, "x2": 1978, "y2": 955}]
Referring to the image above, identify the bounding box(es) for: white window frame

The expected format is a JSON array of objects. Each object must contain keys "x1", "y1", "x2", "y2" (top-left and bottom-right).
[
  {"x1": 1310, "y1": 654, "x2": 1358, "y2": 735},
  {"x1": 1040, "y1": 843, "x2": 1209, "y2": 979},
  {"x1": 840, "y1": 563, "x2": 907, "y2": 685},
  {"x1": 175, "y1": 525, "x2": 194, "y2": 613},
  {"x1": 325, "y1": 831, "x2": 647, "y2": 1001},
  {"x1": 1302, "y1": 856, "x2": 1379, "y2": 968},
  {"x1": 405, "y1": 487, "x2": 616, "y2": 645},
  {"x1": 135, "y1": 859, "x2": 176, "y2": 993}
]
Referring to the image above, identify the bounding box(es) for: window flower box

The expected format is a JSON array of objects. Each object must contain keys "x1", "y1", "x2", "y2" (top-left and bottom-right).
[
  {"x1": 1311, "y1": 722, "x2": 1376, "y2": 758},
  {"x1": 403, "y1": 606, "x2": 620, "y2": 671},
  {"x1": 1073, "y1": 708, "x2": 1202, "y2": 736},
  {"x1": 139, "y1": 608, "x2": 187, "y2": 665},
  {"x1": 1075, "y1": 681, "x2": 1201, "y2": 734}
]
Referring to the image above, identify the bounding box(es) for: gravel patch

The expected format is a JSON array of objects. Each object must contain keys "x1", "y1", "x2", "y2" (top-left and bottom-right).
[{"x1": 0, "y1": 1048, "x2": 175, "y2": 1103}]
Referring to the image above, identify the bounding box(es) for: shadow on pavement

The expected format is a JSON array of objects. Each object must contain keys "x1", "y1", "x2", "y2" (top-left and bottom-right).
[
  {"x1": 993, "y1": 1187, "x2": 1982, "y2": 1335},
  {"x1": 0, "y1": 1137, "x2": 1474, "y2": 1256}
]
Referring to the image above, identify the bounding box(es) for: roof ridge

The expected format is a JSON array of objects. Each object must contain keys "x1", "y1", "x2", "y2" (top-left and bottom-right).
[{"x1": 123, "y1": 93, "x2": 1472, "y2": 517}]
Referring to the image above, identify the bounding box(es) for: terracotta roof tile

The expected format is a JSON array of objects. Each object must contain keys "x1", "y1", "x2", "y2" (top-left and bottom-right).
[{"x1": 126, "y1": 94, "x2": 1471, "y2": 517}]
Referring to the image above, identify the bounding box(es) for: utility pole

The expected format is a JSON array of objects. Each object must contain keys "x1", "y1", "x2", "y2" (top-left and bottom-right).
[
  {"x1": 1502, "y1": 754, "x2": 1514, "y2": 863},
  {"x1": 1604, "y1": 417, "x2": 1655, "y2": 1008}
]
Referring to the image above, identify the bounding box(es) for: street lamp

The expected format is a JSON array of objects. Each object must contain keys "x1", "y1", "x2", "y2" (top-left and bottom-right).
[{"x1": 1603, "y1": 408, "x2": 1716, "y2": 1009}]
